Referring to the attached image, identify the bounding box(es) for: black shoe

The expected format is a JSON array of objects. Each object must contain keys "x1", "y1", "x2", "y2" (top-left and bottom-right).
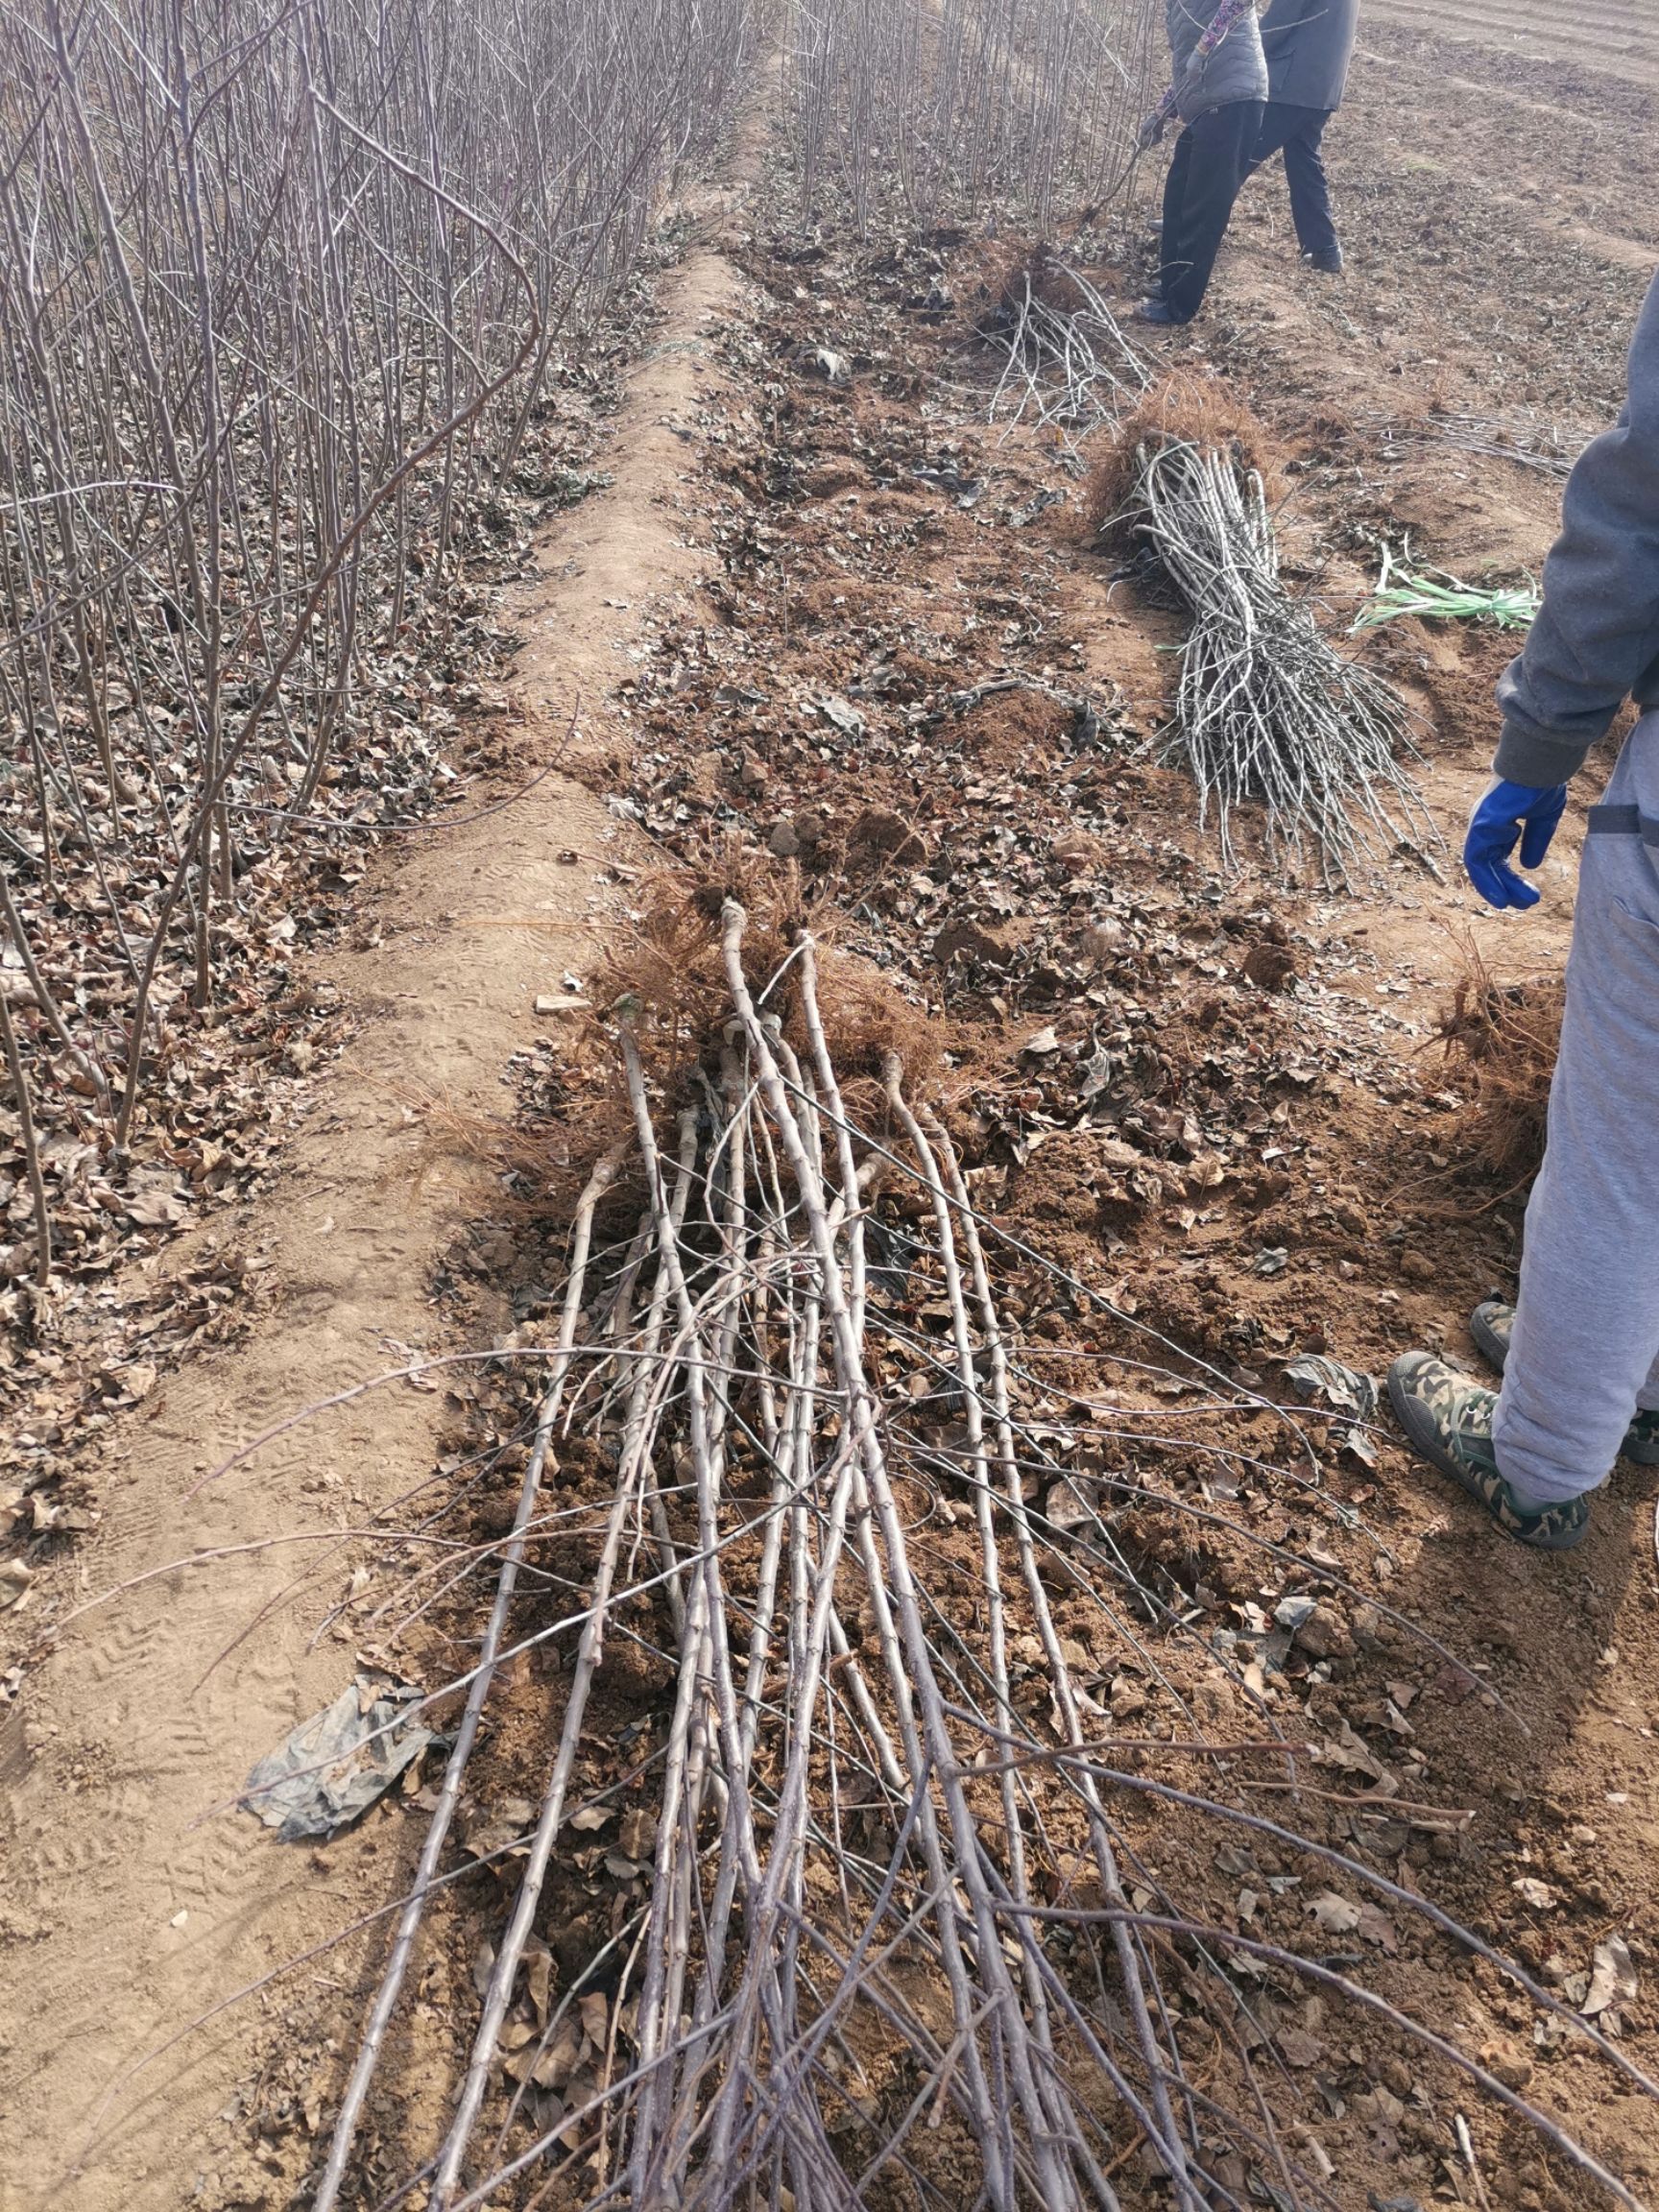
[
  {"x1": 1469, "y1": 1301, "x2": 1659, "y2": 1466},
  {"x1": 1301, "y1": 247, "x2": 1343, "y2": 275},
  {"x1": 1387, "y1": 1353, "x2": 1590, "y2": 1551},
  {"x1": 1135, "y1": 297, "x2": 1186, "y2": 325}
]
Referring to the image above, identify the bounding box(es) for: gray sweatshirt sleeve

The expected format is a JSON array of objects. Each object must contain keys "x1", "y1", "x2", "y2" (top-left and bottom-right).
[{"x1": 1495, "y1": 269, "x2": 1659, "y2": 786}]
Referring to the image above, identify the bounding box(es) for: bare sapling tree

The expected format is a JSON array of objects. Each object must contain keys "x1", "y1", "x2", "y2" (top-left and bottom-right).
[{"x1": 0, "y1": 0, "x2": 760, "y2": 1284}]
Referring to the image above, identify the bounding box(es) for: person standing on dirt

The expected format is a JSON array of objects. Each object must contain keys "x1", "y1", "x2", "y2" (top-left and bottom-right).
[
  {"x1": 1137, "y1": 0, "x2": 1268, "y2": 326},
  {"x1": 1250, "y1": 0, "x2": 1360, "y2": 274},
  {"x1": 1388, "y1": 268, "x2": 1659, "y2": 1551}
]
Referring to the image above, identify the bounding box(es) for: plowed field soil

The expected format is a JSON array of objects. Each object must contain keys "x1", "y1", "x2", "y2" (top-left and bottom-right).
[{"x1": 1375, "y1": 0, "x2": 1659, "y2": 84}]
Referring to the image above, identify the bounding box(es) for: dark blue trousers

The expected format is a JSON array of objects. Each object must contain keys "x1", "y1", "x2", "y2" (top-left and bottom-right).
[
  {"x1": 1250, "y1": 102, "x2": 1339, "y2": 260},
  {"x1": 1158, "y1": 99, "x2": 1265, "y2": 323}
]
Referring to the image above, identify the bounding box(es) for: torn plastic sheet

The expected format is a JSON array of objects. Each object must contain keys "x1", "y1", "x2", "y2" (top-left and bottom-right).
[
  {"x1": 242, "y1": 1671, "x2": 431, "y2": 1841},
  {"x1": 1283, "y1": 1354, "x2": 1378, "y2": 1422}
]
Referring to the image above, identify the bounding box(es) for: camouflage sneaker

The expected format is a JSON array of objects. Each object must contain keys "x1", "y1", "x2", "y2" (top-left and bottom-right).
[
  {"x1": 1470, "y1": 1302, "x2": 1659, "y2": 1467},
  {"x1": 1386, "y1": 1352, "x2": 1590, "y2": 1551}
]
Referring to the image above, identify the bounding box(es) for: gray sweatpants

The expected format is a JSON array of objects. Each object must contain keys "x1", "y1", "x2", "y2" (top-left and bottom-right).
[{"x1": 1494, "y1": 709, "x2": 1659, "y2": 1504}]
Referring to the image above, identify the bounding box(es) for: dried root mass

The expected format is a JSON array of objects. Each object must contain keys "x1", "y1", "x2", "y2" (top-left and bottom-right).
[{"x1": 1437, "y1": 957, "x2": 1564, "y2": 1186}]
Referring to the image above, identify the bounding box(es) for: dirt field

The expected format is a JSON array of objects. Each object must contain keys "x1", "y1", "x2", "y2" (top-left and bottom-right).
[
  {"x1": 5, "y1": 12, "x2": 1659, "y2": 2212},
  {"x1": 1374, "y1": 0, "x2": 1659, "y2": 84}
]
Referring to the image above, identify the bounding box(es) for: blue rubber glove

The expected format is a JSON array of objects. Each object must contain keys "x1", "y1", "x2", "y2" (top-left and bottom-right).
[{"x1": 1463, "y1": 778, "x2": 1569, "y2": 909}]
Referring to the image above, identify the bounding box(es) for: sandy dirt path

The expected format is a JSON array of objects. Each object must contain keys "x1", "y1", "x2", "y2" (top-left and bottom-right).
[{"x1": 0, "y1": 169, "x2": 757, "y2": 2212}]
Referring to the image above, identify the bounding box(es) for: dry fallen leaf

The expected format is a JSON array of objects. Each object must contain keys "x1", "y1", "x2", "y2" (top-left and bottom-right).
[
  {"x1": 464, "y1": 1793, "x2": 536, "y2": 1860},
  {"x1": 505, "y1": 2014, "x2": 582, "y2": 2089},
  {"x1": 124, "y1": 1188, "x2": 186, "y2": 1227},
  {"x1": 1277, "y1": 2026, "x2": 1325, "y2": 2068},
  {"x1": 1318, "y1": 1720, "x2": 1389, "y2": 1786},
  {"x1": 524, "y1": 1939, "x2": 553, "y2": 2028},
  {"x1": 618, "y1": 1807, "x2": 658, "y2": 1859},
  {"x1": 1583, "y1": 1937, "x2": 1639, "y2": 2017},
  {"x1": 1307, "y1": 1891, "x2": 1361, "y2": 1937},
  {"x1": 472, "y1": 1937, "x2": 496, "y2": 2003},
  {"x1": 579, "y1": 1989, "x2": 610, "y2": 2048},
  {"x1": 1357, "y1": 1903, "x2": 1399, "y2": 1955}
]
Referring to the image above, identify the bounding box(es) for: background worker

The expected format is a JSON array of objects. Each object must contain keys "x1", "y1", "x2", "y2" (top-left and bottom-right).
[
  {"x1": 1137, "y1": 0, "x2": 1268, "y2": 326},
  {"x1": 1252, "y1": 0, "x2": 1360, "y2": 273},
  {"x1": 1388, "y1": 267, "x2": 1659, "y2": 1551}
]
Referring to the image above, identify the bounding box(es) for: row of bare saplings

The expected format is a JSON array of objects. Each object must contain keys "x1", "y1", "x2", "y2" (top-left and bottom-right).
[
  {"x1": 0, "y1": 0, "x2": 760, "y2": 1283},
  {"x1": 299, "y1": 907, "x2": 1650, "y2": 2212},
  {"x1": 787, "y1": 0, "x2": 1160, "y2": 233}
]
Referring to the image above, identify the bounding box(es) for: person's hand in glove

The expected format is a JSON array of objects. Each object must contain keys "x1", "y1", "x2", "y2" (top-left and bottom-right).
[
  {"x1": 1136, "y1": 108, "x2": 1167, "y2": 153},
  {"x1": 1463, "y1": 778, "x2": 1569, "y2": 909}
]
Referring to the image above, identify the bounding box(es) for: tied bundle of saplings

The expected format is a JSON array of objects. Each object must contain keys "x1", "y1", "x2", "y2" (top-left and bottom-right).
[
  {"x1": 978, "y1": 241, "x2": 1152, "y2": 433},
  {"x1": 1094, "y1": 385, "x2": 1434, "y2": 883}
]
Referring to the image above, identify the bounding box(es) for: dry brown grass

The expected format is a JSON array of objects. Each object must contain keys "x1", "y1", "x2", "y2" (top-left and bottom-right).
[{"x1": 1436, "y1": 947, "x2": 1563, "y2": 1187}]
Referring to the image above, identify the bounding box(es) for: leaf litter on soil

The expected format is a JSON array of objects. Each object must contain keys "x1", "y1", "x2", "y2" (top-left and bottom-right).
[{"x1": 271, "y1": 195, "x2": 1658, "y2": 2212}]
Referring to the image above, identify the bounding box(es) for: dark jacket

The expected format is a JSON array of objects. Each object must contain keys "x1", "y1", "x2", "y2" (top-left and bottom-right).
[
  {"x1": 1166, "y1": 0, "x2": 1268, "y2": 124},
  {"x1": 1496, "y1": 269, "x2": 1659, "y2": 786},
  {"x1": 1261, "y1": 0, "x2": 1359, "y2": 112}
]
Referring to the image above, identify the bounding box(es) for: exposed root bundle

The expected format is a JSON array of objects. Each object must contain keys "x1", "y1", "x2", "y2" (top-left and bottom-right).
[
  {"x1": 590, "y1": 869, "x2": 949, "y2": 1128},
  {"x1": 1083, "y1": 374, "x2": 1282, "y2": 540},
  {"x1": 1114, "y1": 435, "x2": 1432, "y2": 883},
  {"x1": 311, "y1": 906, "x2": 1649, "y2": 2212},
  {"x1": 979, "y1": 247, "x2": 1150, "y2": 436},
  {"x1": 1438, "y1": 958, "x2": 1564, "y2": 1187}
]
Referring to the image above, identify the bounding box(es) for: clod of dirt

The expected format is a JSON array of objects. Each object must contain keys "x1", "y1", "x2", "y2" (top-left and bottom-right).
[
  {"x1": 849, "y1": 805, "x2": 927, "y2": 864},
  {"x1": 932, "y1": 917, "x2": 1011, "y2": 967},
  {"x1": 1241, "y1": 939, "x2": 1300, "y2": 992},
  {"x1": 1294, "y1": 1602, "x2": 1354, "y2": 1660}
]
